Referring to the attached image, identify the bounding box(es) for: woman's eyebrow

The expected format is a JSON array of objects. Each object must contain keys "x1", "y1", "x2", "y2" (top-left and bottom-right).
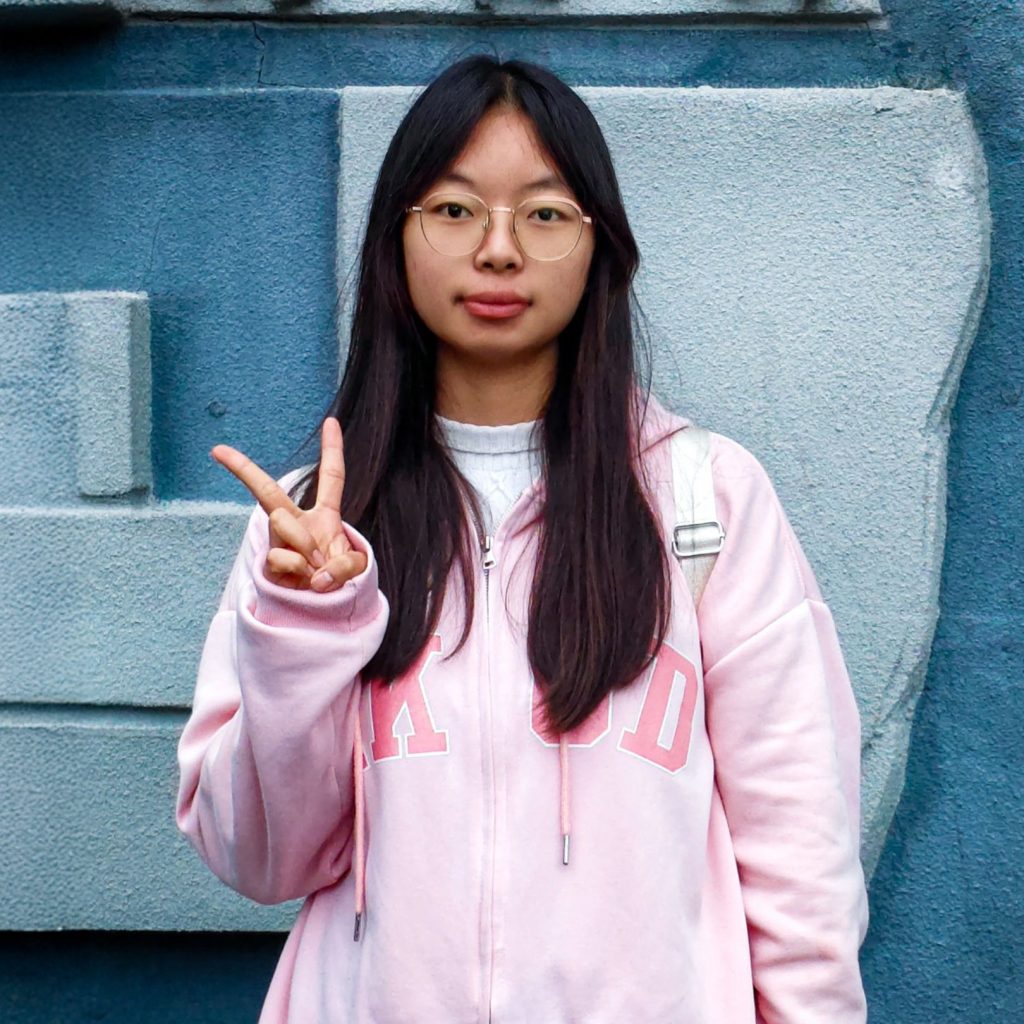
[{"x1": 437, "y1": 171, "x2": 569, "y2": 193}]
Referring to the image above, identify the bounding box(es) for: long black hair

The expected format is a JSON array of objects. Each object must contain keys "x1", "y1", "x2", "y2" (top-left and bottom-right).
[{"x1": 287, "y1": 55, "x2": 672, "y2": 735}]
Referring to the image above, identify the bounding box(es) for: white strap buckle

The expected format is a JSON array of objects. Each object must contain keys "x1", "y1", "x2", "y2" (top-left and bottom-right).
[{"x1": 672, "y1": 520, "x2": 725, "y2": 560}]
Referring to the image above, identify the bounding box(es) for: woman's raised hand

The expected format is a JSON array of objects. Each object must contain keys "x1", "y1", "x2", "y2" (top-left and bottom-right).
[{"x1": 210, "y1": 417, "x2": 367, "y2": 593}]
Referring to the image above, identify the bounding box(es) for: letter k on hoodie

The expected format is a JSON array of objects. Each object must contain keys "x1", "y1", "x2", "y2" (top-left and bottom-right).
[{"x1": 175, "y1": 392, "x2": 869, "y2": 1024}]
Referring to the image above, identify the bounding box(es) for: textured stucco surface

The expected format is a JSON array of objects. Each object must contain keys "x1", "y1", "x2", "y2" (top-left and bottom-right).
[
  {"x1": 0, "y1": 2, "x2": 1021, "y2": 1020},
  {"x1": 0, "y1": 88, "x2": 343, "y2": 932},
  {"x1": 0, "y1": 87, "x2": 343, "y2": 499},
  {"x1": 0, "y1": 80, "x2": 986, "y2": 931},
  {"x1": 0, "y1": 80, "x2": 989, "y2": 929}
]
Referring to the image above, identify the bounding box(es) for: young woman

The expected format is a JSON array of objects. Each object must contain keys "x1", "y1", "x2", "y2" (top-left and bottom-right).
[{"x1": 176, "y1": 55, "x2": 869, "y2": 1023}]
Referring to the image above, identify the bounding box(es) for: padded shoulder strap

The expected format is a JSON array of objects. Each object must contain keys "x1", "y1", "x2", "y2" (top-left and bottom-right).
[{"x1": 670, "y1": 425, "x2": 725, "y2": 610}]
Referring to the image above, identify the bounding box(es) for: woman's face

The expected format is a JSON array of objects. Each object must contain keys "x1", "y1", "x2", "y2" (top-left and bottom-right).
[{"x1": 402, "y1": 105, "x2": 596, "y2": 369}]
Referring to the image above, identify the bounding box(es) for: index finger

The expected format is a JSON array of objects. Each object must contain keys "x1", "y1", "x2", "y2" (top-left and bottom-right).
[
  {"x1": 315, "y1": 416, "x2": 346, "y2": 514},
  {"x1": 210, "y1": 444, "x2": 301, "y2": 519}
]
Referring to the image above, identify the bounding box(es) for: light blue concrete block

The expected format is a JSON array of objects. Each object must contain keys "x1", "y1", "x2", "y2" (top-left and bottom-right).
[
  {"x1": 0, "y1": 86, "x2": 343, "y2": 931},
  {"x1": 0, "y1": 292, "x2": 78, "y2": 505},
  {"x1": 66, "y1": 291, "x2": 152, "y2": 498},
  {"x1": 0, "y1": 710, "x2": 299, "y2": 930},
  {"x1": 0, "y1": 503, "x2": 250, "y2": 705},
  {"x1": 0, "y1": 290, "x2": 152, "y2": 502},
  {"x1": 339, "y1": 84, "x2": 990, "y2": 877}
]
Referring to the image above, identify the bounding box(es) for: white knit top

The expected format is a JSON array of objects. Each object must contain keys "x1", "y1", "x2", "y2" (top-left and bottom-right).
[{"x1": 435, "y1": 413, "x2": 544, "y2": 537}]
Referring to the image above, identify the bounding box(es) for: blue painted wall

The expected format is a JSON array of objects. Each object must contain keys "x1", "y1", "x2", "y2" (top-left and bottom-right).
[{"x1": 0, "y1": 1, "x2": 1021, "y2": 1019}]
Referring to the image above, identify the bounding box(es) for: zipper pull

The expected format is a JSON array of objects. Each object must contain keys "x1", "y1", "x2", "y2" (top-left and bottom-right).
[{"x1": 481, "y1": 534, "x2": 496, "y2": 571}]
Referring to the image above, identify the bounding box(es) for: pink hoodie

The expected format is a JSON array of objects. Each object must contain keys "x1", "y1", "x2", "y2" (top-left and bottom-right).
[{"x1": 175, "y1": 392, "x2": 869, "y2": 1023}]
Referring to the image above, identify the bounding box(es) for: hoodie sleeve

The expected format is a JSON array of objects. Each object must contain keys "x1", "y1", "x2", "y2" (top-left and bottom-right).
[
  {"x1": 174, "y1": 474, "x2": 389, "y2": 906},
  {"x1": 696, "y1": 433, "x2": 869, "y2": 1024}
]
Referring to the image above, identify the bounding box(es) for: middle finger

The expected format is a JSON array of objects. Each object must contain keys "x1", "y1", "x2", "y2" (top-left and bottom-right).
[{"x1": 315, "y1": 417, "x2": 346, "y2": 514}]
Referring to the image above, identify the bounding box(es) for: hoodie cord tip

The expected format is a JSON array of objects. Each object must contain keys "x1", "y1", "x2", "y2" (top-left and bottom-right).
[
  {"x1": 558, "y1": 733, "x2": 571, "y2": 866},
  {"x1": 353, "y1": 685, "x2": 366, "y2": 943}
]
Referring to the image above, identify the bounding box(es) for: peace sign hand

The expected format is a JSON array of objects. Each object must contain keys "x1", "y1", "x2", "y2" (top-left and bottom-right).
[{"x1": 210, "y1": 417, "x2": 367, "y2": 593}]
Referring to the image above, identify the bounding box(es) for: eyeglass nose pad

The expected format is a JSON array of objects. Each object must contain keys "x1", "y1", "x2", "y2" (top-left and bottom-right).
[
  {"x1": 482, "y1": 207, "x2": 518, "y2": 245},
  {"x1": 475, "y1": 211, "x2": 522, "y2": 260}
]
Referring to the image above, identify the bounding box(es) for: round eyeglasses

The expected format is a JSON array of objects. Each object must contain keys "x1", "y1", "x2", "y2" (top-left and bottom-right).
[{"x1": 405, "y1": 192, "x2": 593, "y2": 262}]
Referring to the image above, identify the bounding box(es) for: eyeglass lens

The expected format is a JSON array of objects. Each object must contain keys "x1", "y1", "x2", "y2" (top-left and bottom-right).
[{"x1": 417, "y1": 192, "x2": 583, "y2": 260}]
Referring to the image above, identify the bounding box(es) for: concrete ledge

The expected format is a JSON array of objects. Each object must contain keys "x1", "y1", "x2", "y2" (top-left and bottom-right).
[{"x1": 0, "y1": 0, "x2": 883, "y2": 27}]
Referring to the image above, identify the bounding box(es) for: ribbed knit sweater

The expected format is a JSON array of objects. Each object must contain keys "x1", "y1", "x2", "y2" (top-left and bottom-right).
[{"x1": 435, "y1": 413, "x2": 544, "y2": 536}]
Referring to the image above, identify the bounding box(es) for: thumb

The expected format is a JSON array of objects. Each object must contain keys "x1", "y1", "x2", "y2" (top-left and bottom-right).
[{"x1": 310, "y1": 549, "x2": 367, "y2": 592}]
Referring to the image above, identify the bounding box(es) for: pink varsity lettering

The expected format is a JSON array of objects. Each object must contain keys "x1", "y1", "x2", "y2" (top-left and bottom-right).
[
  {"x1": 619, "y1": 644, "x2": 698, "y2": 772},
  {"x1": 368, "y1": 634, "x2": 448, "y2": 760}
]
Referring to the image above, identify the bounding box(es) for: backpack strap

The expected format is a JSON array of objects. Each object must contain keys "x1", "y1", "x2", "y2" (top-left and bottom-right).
[{"x1": 670, "y1": 425, "x2": 726, "y2": 610}]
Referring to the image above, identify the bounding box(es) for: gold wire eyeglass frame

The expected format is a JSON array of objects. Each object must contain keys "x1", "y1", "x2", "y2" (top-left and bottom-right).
[{"x1": 405, "y1": 192, "x2": 595, "y2": 262}]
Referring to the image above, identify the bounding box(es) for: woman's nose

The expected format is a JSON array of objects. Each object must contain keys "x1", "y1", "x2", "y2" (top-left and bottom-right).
[{"x1": 474, "y1": 208, "x2": 524, "y2": 267}]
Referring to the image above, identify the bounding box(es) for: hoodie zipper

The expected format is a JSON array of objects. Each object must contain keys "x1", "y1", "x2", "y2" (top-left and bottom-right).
[
  {"x1": 468, "y1": 486, "x2": 537, "y2": 1024},
  {"x1": 469, "y1": 504, "x2": 497, "y2": 1024}
]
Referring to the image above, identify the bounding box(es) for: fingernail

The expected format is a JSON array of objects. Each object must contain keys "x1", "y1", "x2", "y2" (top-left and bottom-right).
[
  {"x1": 311, "y1": 549, "x2": 326, "y2": 568},
  {"x1": 311, "y1": 570, "x2": 333, "y2": 589}
]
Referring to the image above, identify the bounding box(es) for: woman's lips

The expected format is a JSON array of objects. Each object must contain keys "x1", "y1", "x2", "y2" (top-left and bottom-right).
[{"x1": 463, "y1": 299, "x2": 529, "y2": 320}]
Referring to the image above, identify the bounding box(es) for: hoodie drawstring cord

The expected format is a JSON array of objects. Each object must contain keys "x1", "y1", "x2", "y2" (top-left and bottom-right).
[
  {"x1": 353, "y1": 696, "x2": 365, "y2": 941},
  {"x1": 352, "y1": 695, "x2": 572, "y2": 942},
  {"x1": 560, "y1": 733, "x2": 571, "y2": 866}
]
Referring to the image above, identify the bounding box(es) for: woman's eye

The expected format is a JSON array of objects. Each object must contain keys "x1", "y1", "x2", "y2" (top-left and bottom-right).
[
  {"x1": 530, "y1": 206, "x2": 562, "y2": 222},
  {"x1": 432, "y1": 203, "x2": 471, "y2": 219}
]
